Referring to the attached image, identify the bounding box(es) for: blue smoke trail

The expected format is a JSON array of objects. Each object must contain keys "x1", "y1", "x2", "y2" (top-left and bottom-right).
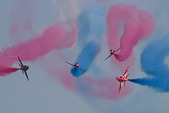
[
  {"x1": 77, "y1": 11, "x2": 90, "y2": 47},
  {"x1": 129, "y1": 34, "x2": 169, "y2": 92},
  {"x1": 71, "y1": 4, "x2": 106, "y2": 77}
]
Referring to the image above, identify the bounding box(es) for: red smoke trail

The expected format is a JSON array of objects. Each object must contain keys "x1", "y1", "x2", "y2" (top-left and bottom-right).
[
  {"x1": 0, "y1": 67, "x2": 19, "y2": 76},
  {"x1": 56, "y1": 24, "x2": 77, "y2": 49},
  {"x1": 79, "y1": 77, "x2": 132, "y2": 100},
  {"x1": 106, "y1": 4, "x2": 155, "y2": 61},
  {"x1": 0, "y1": 23, "x2": 77, "y2": 76},
  {"x1": 41, "y1": 54, "x2": 76, "y2": 91},
  {"x1": 48, "y1": 67, "x2": 132, "y2": 100},
  {"x1": 49, "y1": 67, "x2": 76, "y2": 91},
  {"x1": 43, "y1": 54, "x2": 132, "y2": 100}
]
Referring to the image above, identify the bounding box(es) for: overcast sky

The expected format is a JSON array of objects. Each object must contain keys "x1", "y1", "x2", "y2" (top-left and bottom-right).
[{"x1": 0, "y1": 0, "x2": 169, "y2": 113}]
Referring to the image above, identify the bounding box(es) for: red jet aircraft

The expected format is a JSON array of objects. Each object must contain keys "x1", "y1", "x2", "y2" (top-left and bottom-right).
[
  {"x1": 104, "y1": 47, "x2": 121, "y2": 61},
  {"x1": 116, "y1": 66, "x2": 129, "y2": 93},
  {"x1": 65, "y1": 61, "x2": 86, "y2": 71},
  {"x1": 18, "y1": 56, "x2": 29, "y2": 81}
]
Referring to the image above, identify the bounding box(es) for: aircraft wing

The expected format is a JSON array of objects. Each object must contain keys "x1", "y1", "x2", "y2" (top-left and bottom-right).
[
  {"x1": 104, "y1": 54, "x2": 112, "y2": 61},
  {"x1": 18, "y1": 56, "x2": 24, "y2": 66},
  {"x1": 118, "y1": 82, "x2": 124, "y2": 93},
  {"x1": 65, "y1": 61, "x2": 74, "y2": 66},
  {"x1": 18, "y1": 63, "x2": 22, "y2": 67},
  {"x1": 122, "y1": 66, "x2": 129, "y2": 78},
  {"x1": 115, "y1": 47, "x2": 121, "y2": 52},
  {"x1": 24, "y1": 71, "x2": 29, "y2": 81},
  {"x1": 78, "y1": 67, "x2": 87, "y2": 72}
]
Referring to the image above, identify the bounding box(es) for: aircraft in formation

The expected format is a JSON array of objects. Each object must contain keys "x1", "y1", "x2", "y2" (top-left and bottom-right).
[
  {"x1": 6, "y1": 48, "x2": 129, "y2": 93},
  {"x1": 65, "y1": 48, "x2": 130, "y2": 93},
  {"x1": 104, "y1": 48, "x2": 130, "y2": 93},
  {"x1": 116, "y1": 66, "x2": 129, "y2": 93},
  {"x1": 17, "y1": 56, "x2": 30, "y2": 81}
]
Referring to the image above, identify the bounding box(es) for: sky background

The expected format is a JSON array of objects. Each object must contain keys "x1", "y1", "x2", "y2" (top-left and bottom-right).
[{"x1": 0, "y1": 0, "x2": 169, "y2": 113}]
